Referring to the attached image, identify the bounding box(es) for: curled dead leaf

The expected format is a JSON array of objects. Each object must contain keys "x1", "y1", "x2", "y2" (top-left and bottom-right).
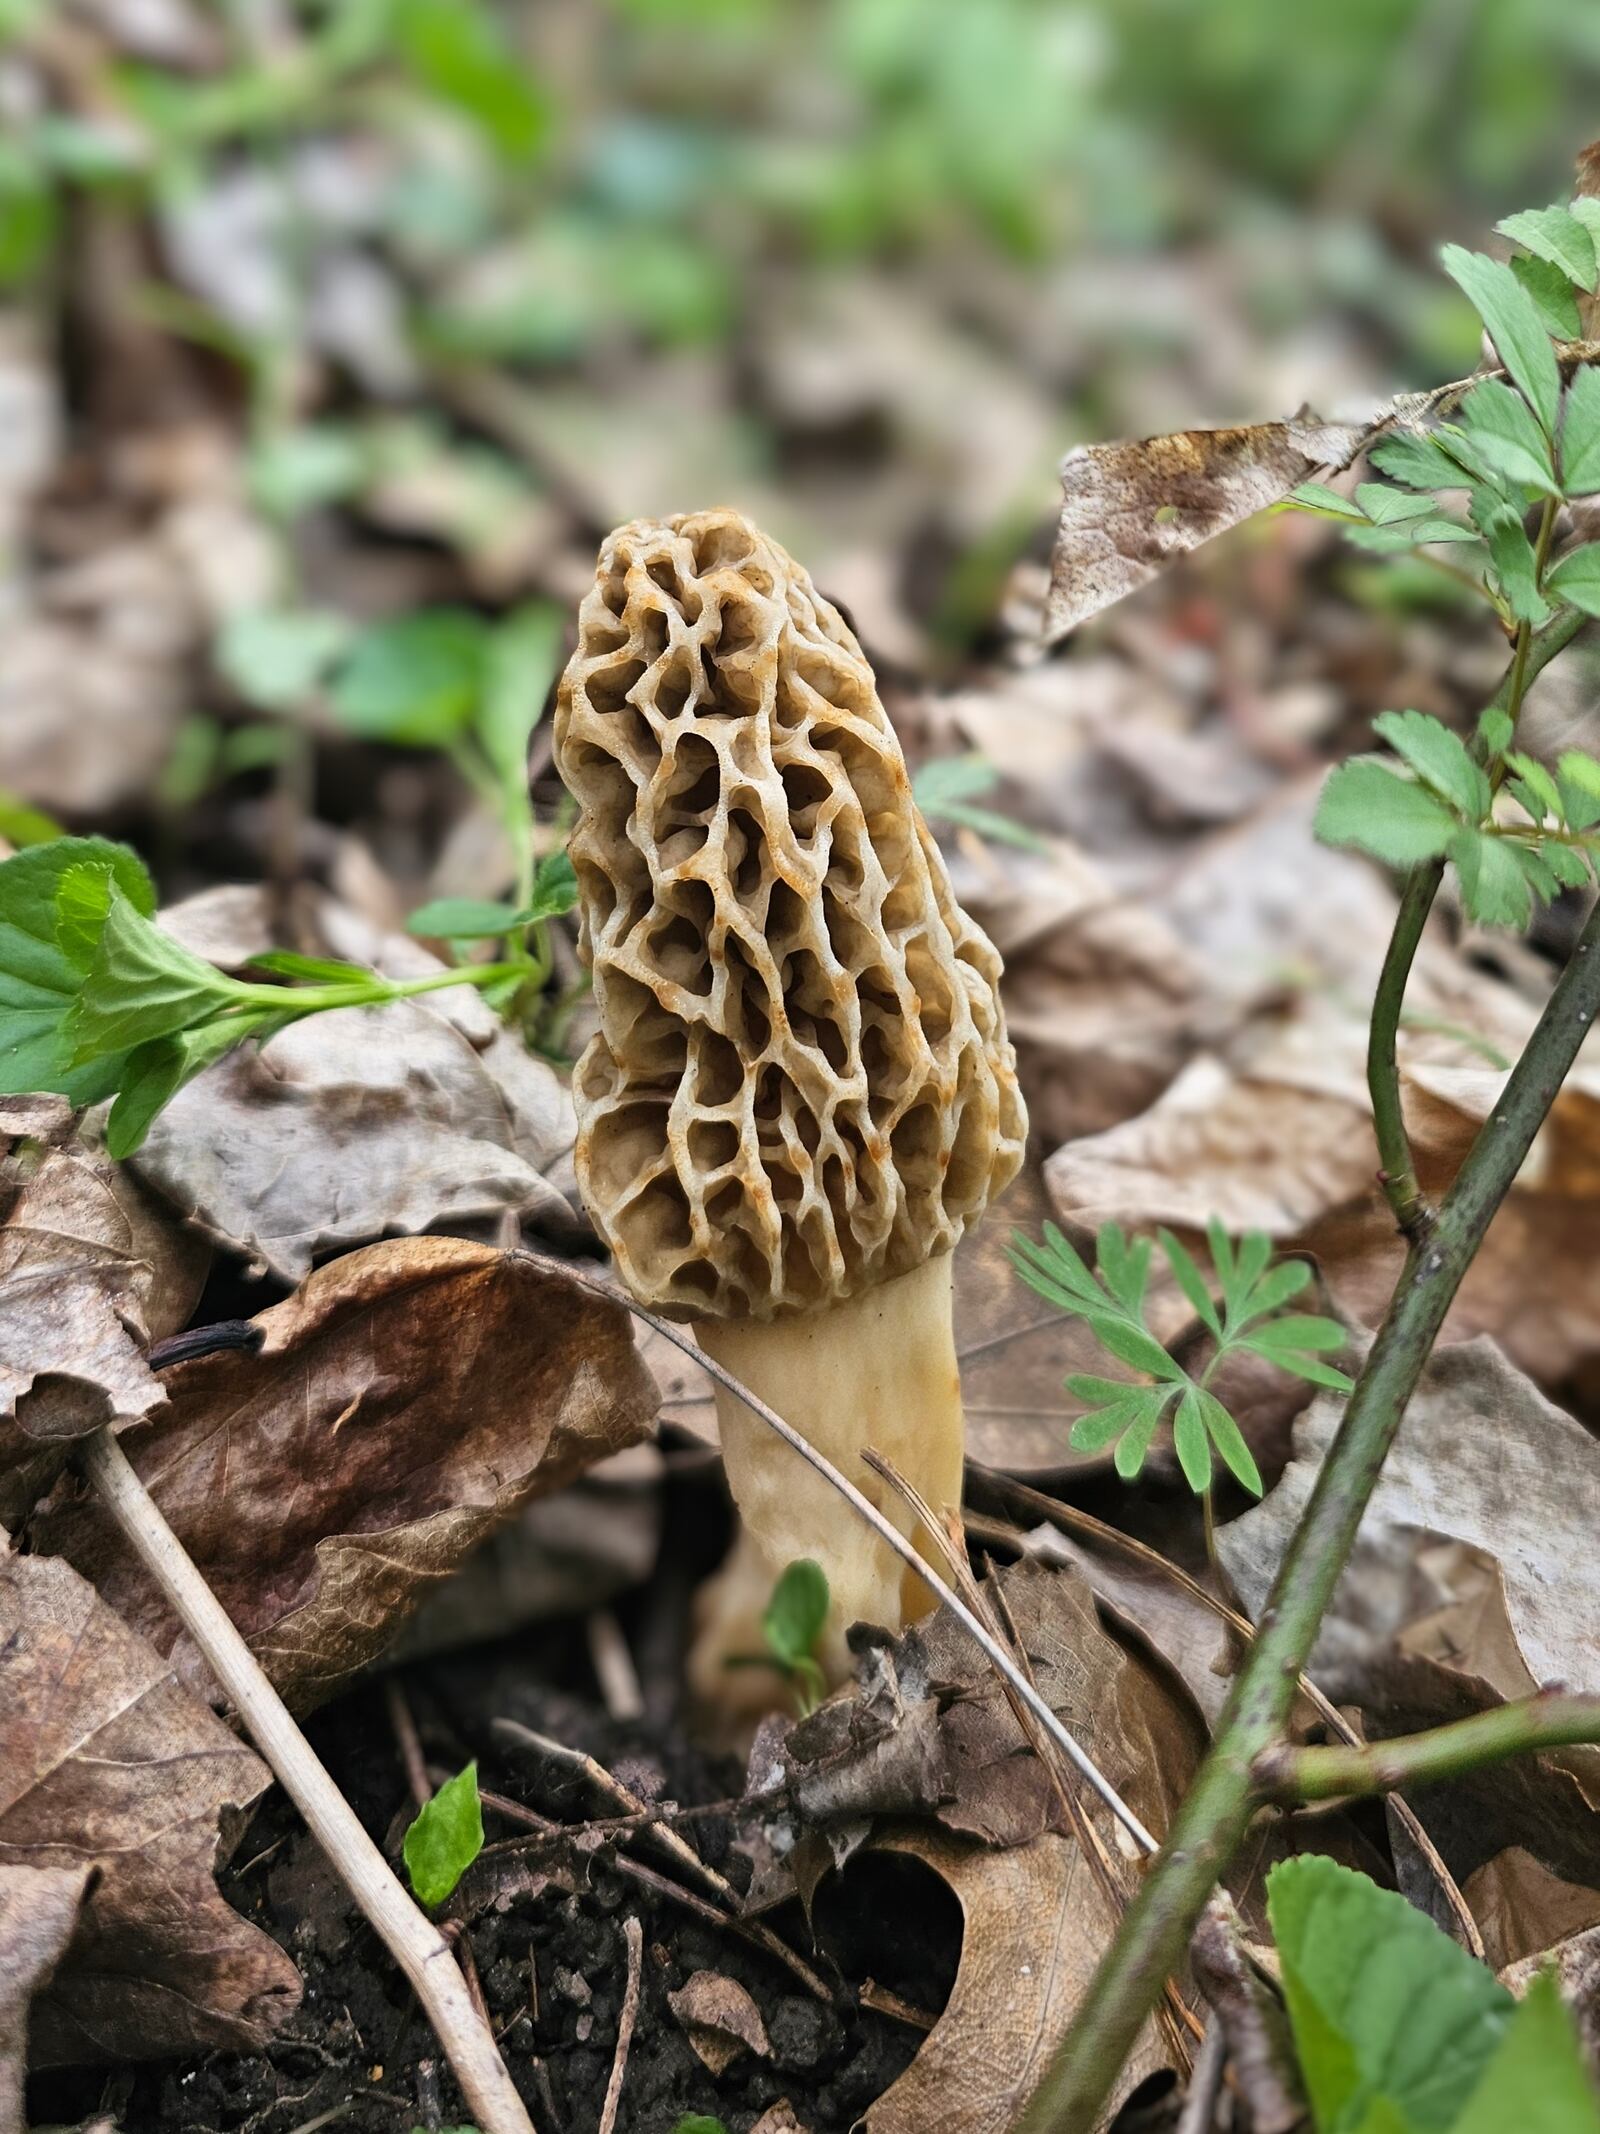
[
  {"x1": 35, "y1": 1239, "x2": 658, "y2": 1712},
  {"x1": 0, "y1": 1545, "x2": 300, "y2": 2067},
  {"x1": 667, "y1": 1969, "x2": 772, "y2": 2075}
]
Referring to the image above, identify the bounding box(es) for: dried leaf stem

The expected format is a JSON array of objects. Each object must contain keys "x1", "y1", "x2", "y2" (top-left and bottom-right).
[
  {"x1": 1255, "y1": 1691, "x2": 1600, "y2": 1804},
  {"x1": 1013, "y1": 882, "x2": 1600, "y2": 2133},
  {"x1": 76, "y1": 1425, "x2": 537, "y2": 2134}
]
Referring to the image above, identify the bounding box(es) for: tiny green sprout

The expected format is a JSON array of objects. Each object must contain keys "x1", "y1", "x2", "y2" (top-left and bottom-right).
[
  {"x1": 1009, "y1": 1219, "x2": 1353, "y2": 1497},
  {"x1": 671, "y1": 2118, "x2": 731, "y2": 2134},
  {"x1": 402, "y1": 1761, "x2": 484, "y2": 1910},
  {"x1": 911, "y1": 752, "x2": 1047, "y2": 851},
  {"x1": 726, "y1": 1557, "x2": 831, "y2": 1716}
]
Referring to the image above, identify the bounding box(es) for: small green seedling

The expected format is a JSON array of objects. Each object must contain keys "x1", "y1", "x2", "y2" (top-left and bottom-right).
[
  {"x1": 1009, "y1": 1219, "x2": 1352, "y2": 1497},
  {"x1": 727, "y1": 1557, "x2": 831, "y2": 1716},
  {"x1": 1268, "y1": 1856, "x2": 1600, "y2": 2133},
  {"x1": 670, "y1": 2117, "x2": 730, "y2": 2134},
  {"x1": 401, "y1": 1761, "x2": 484, "y2": 1910},
  {"x1": 912, "y1": 752, "x2": 1047, "y2": 851}
]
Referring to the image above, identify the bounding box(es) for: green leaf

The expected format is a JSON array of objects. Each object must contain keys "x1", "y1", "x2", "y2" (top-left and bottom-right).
[
  {"x1": 1544, "y1": 840, "x2": 1594, "y2": 890},
  {"x1": 1065, "y1": 1374, "x2": 1146, "y2": 1407},
  {"x1": 1087, "y1": 1315, "x2": 1188, "y2": 1383},
  {"x1": 1456, "y1": 379, "x2": 1560, "y2": 497},
  {"x1": 1562, "y1": 367, "x2": 1600, "y2": 496},
  {"x1": 1230, "y1": 1257, "x2": 1311, "y2": 1330},
  {"x1": 671, "y1": 2119, "x2": 731, "y2": 2134},
  {"x1": 1371, "y1": 711, "x2": 1488, "y2": 820},
  {"x1": 1503, "y1": 751, "x2": 1564, "y2": 825},
  {"x1": 1511, "y1": 254, "x2": 1582, "y2": 340},
  {"x1": 1112, "y1": 1387, "x2": 1172, "y2": 1482},
  {"x1": 1450, "y1": 826, "x2": 1535, "y2": 929},
  {"x1": 1478, "y1": 706, "x2": 1515, "y2": 759},
  {"x1": 247, "y1": 951, "x2": 374, "y2": 983},
  {"x1": 106, "y1": 1011, "x2": 278, "y2": 1159},
  {"x1": 218, "y1": 608, "x2": 351, "y2": 711},
  {"x1": 1268, "y1": 1856, "x2": 1513, "y2": 2134},
  {"x1": 331, "y1": 610, "x2": 489, "y2": 747},
  {"x1": 1368, "y1": 432, "x2": 1470, "y2": 493},
  {"x1": 1546, "y1": 544, "x2": 1600, "y2": 618},
  {"x1": 763, "y1": 1558, "x2": 829, "y2": 1668},
  {"x1": 1172, "y1": 1386, "x2": 1212, "y2": 1493},
  {"x1": 1069, "y1": 1396, "x2": 1154, "y2": 1454},
  {"x1": 912, "y1": 753, "x2": 1046, "y2": 851},
  {"x1": 247, "y1": 424, "x2": 367, "y2": 518},
  {"x1": 1009, "y1": 1226, "x2": 1102, "y2": 1313},
  {"x1": 1571, "y1": 198, "x2": 1600, "y2": 246},
  {"x1": 1558, "y1": 750, "x2": 1600, "y2": 831},
  {"x1": 1314, "y1": 761, "x2": 1459, "y2": 867},
  {"x1": 1266, "y1": 1354, "x2": 1356, "y2": 1392},
  {"x1": 1498, "y1": 204, "x2": 1598, "y2": 292},
  {"x1": 64, "y1": 891, "x2": 239, "y2": 1067},
  {"x1": 1353, "y1": 485, "x2": 1439, "y2": 525},
  {"x1": 479, "y1": 602, "x2": 563, "y2": 801},
  {"x1": 1471, "y1": 492, "x2": 1549, "y2": 625},
  {"x1": 1288, "y1": 480, "x2": 1366, "y2": 520},
  {"x1": 1205, "y1": 1218, "x2": 1235, "y2": 1287},
  {"x1": 1095, "y1": 1222, "x2": 1152, "y2": 1318},
  {"x1": 403, "y1": 1763, "x2": 485, "y2": 1909},
  {"x1": 1195, "y1": 1387, "x2": 1263, "y2": 1496},
  {"x1": 1451, "y1": 1973, "x2": 1600, "y2": 2134},
  {"x1": 0, "y1": 790, "x2": 64, "y2": 848},
  {"x1": 1441, "y1": 245, "x2": 1561, "y2": 434},
  {"x1": 395, "y1": 0, "x2": 549, "y2": 160},
  {"x1": 525, "y1": 848, "x2": 578, "y2": 922},
  {"x1": 1243, "y1": 1314, "x2": 1348, "y2": 1354},
  {"x1": 1157, "y1": 1228, "x2": 1221, "y2": 1338},
  {"x1": 406, "y1": 897, "x2": 525, "y2": 941},
  {"x1": 0, "y1": 838, "x2": 157, "y2": 1103}
]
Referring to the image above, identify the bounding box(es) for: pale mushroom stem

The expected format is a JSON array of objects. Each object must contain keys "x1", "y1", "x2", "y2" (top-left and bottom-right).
[{"x1": 686, "y1": 1254, "x2": 962, "y2": 1701}]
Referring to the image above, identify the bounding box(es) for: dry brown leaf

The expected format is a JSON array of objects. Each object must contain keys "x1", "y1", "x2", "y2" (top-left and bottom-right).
[
  {"x1": 667, "y1": 1969, "x2": 771, "y2": 2074},
  {"x1": 127, "y1": 887, "x2": 582, "y2": 1281},
  {"x1": 35, "y1": 1239, "x2": 658, "y2": 1712},
  {"x1": 1045, "y1": 415, "x2": 1369, "y2": 640},
  {"x1": 0, "y1": 1144, "x2": 207, "y2": 1520},
  {"x1": 1501, "y1": 1914, "x2": 1600, "y2": 2075},
  {"x1": 0, "y1": 1863, "x2": 90, "y2": 2131},
  {"x1": 856, "y1": 1825, "x2": 1171, "y2": 2134},
  {"x1": 0, "y1": 1546, "x2": 300, "y2": 2067}
]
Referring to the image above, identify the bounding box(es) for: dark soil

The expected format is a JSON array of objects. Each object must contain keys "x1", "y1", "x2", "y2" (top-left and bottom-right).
[{"x1": 28, "y1": 1618, "x2": 946, "y2": 2134}]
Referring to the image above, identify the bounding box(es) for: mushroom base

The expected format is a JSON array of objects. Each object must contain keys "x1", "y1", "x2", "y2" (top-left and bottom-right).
[{"x1": 686, "y1": 1254, "x2": 964, "y2": 1715}]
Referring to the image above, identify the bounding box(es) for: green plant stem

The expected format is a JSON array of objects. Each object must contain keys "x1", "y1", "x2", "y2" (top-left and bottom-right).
[
  {"x1": 1014, "y1": 885, "x2": 1600, "y2": 2134},
  {"x1": 1255, "y1": 1692, "x2": 1600, "y2": 1804},
  {"x1": 232, "y1": 960, "x2": 524, "y2": 1016},
  {"x1": 1366, "y1": 604, "x2": 1588, "y2": 1240}
]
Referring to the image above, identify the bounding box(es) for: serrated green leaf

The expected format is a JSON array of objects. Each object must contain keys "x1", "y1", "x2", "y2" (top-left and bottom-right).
[
  {"x1": 1478, "y1": 706, "x2": 1515, "y2": 759},
  {"x1": 1450, "y1": 1972, "x2": 1600, "y2": 2134},
  {"x1": 1547, "y1": 544, "x2": 1600, "y2": 617},
  {"x1": 402, "y1": 1762, "x2": 484, "y2": 1909},
  {"x1": 1314, "y1": 760, "x2": 1460, "y2": 867},
  {"x1": 1371, "y1": 710, "x2": 1489, "y2": 819},
  {"x1": 1345, "y1": 516, "x2": 1478, "y2": 554},
  {"x1": 1172, "y1": 1386, "x2": 1212, "y2": 1493},
  {"x1": 1195, "y1": 1387, "x2": 1263, "y2": 1496},
  {"x1": 106, "y1": 1011, "x2": 277, "y2": 1159},
  {"x1": 1368, "y1": 432, "x2": 1470, "y2": 493},
  {"x1": 1355, "y1": 484, "x2": 1441, "y2": 525},
  {"x1": 0, "y1": 838, "x2": 158, "y2": 1103},
  {"x1": 1450, "y1": 825, "x2": 1535, "y2": 929},
  {"x1": 1544, "y1": 840, "x2": 1594, "y2": 889},
  {"x1": 1471, "y1": 492, "x2": 1550, "y2": 625},
  {"x1": 763, "y1": 1558, "x2": 829, "y2": 1667},
  {"x1": 1510, "y1": 842, "x2": 1561, "y2": 906},
  {"x1": 217, "y1": 607, "x2": 351, "y2": 711},
  {"x1": 479, "y1": 601, "x2": 563, "y2": 799},
  {"x1": 1158, "y1": 1229, "x2": 1221, "y2": 1337},
  {"x1": 1562, "y1": 367, "x2": 1600, "y2": 496},
  {"x1": 1498, "y1": 204, "x2": 1598, "y2": 292},
  {"x1": 1512, "y1": 253, "x2": 1583, "y2": 340},
  {"x1": 1558, "y1": 751, "x2": 1600, "y2": 830},
  {"x1": 407, "y1": 897, "x2": 525, "y2": 941},
  {"x1": 64, "y1": 891, "x2": 239, "y2": 1066},
  {"x1": 1288, "y1": 480, "x2": 1367, "y2": 520},
  {"x1": 1457, "y1": 379, "x2": 1560, "y2": 497},
  {"x1": 1441, "y1": 245, "x2": 1561, "y2": 434},
  {"x1": 1268, "y1": 1856, "x2": 1513, "y2": 2134},
  {"x1": 1504, "y1": 751, "x2": 1564, "y2": 825},
  {"x1": 331, "y1": 609, "x2": 489, "y2": 746}
]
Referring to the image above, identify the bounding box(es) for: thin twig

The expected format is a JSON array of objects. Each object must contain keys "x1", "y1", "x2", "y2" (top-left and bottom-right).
[
  {"x1": 1015, "y1": 883, "x2": 1600, "y2": 2133},
  {"x1": 514, "y1": 1247, "x2": 1158, "y2": 1857},
  {"x1": 596, "y1": 1918, "x2": 644, "y2": 2134},
  {"x1": 1255, "y1": 1691, "x2": 1600, "y2": 1803},
  {"x1": 585, "y1": 1610, "x2": 645, "y2": 1722},
  {"x1": 385, "y1": 1677, "x2": 432, "y2": 1812},
  {"x1": 77, "y1": 1426, "x2": 537, "y2": 2134}
]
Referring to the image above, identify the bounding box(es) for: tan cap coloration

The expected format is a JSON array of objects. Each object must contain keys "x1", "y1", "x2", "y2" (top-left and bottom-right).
[{"x1": 555, "y1": 508, "x2": 1026, "y2": 1324}]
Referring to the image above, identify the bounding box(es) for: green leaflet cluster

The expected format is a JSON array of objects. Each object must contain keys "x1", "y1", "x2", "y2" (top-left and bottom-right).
[
  {"x1": 1008, "y1": 1220, "x2": 1350, "y2": 1498},
  {"x1": 1291, "y1": 200, "x2": 1600, "y2": 927},
  {"x1": 1269, "y1": 1856, "x2": 1600, "y2": 2134}
]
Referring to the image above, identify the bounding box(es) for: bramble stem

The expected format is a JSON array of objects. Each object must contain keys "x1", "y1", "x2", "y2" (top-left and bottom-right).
[
  {"x1": 77, "y1": 1427, "x2": 537, "y2": 2134},
  {"x1": 1255, "y1": 1691, "x2": 1600, "y2": 1803},
  {"x1": 1015, "y1": 884, "x2": 1600, "y2": 2134},
  {"x1": 1366, "y1": 604, "x2": 1587, "y2": 1239}
]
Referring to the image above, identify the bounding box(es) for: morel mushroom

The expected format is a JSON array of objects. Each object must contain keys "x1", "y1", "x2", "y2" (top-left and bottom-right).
[{"x1": 554, "y1": 508, "x2": 1026, "y2": 1689}]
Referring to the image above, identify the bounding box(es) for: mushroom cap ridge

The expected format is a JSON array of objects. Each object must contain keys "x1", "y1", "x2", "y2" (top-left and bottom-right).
[{"x1": 554, "y1": 507, "x2": 1026, "y2": 1322}]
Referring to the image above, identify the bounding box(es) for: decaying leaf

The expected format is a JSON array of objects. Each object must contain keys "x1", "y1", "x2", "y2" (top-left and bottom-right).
[
  {"x1": 126, "y1": 886, "x2": 583, "y2": 1281},
  {"x1": 0, "y1": 1546, "x2": 301, "y2": 2066},
  {"x1": 0, "y1": 1863, "x2": 91, "y2": 2131},
  {"x1": 35, "y1": 1239, "x2": 658, "y2": 1712},
  {"x1": 1046, "y1": 414, "x2": 1370, "y2": 640},
  {"x1": 667, "y1": 1970, "x2": 772, "y2": 2075},
  {"x1": 0, "y1": 1142, "x2": 207, "y2": 1520},
  {"x1": 854, "y1": 1826, "x2": 1172, "y2": 2134}
]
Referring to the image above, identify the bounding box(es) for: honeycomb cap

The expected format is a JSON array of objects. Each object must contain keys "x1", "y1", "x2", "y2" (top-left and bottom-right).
[{"x1": 554, "y1": 508, "x2": 1026, "y2": 1321}]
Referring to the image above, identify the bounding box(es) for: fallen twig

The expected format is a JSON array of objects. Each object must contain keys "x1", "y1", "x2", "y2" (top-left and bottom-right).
[
  {"x1": 596, "y1": 1917, "x2": 644, "y2": 2134},
  {"x1": 77, "y1": 1425, "x2": 537, "y2": 2134}
]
